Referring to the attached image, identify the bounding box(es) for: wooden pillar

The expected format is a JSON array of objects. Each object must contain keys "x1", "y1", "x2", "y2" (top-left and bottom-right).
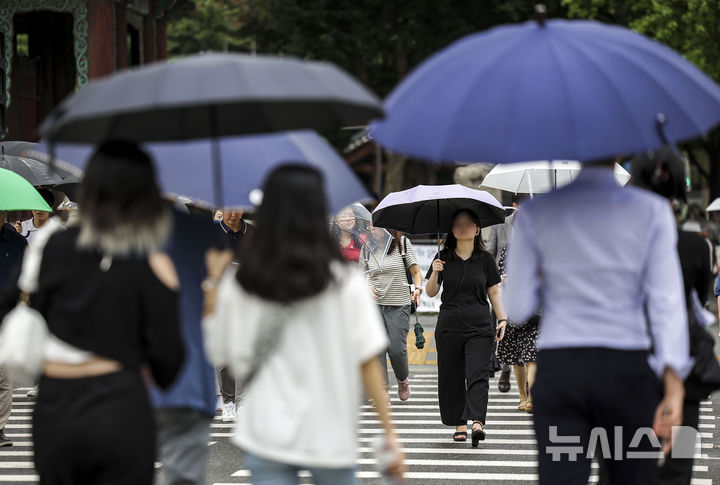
[
  {"x1": 156, "y1": 17, "x2": 167, "y2": 61},
  {"x1": 142, "y1": 1, "x2": 156, "y2": 63},
  {"x1": 115, "y1": 2, "x2": 128, "y2": 70},
  {"x1": 87, "y1": 0, "x2": 116, "y2": 78}
]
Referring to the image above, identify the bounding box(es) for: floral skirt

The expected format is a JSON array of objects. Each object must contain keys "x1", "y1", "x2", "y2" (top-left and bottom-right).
[{"x1": 497, "y1": 319, "x2": 539, "y2": 366}]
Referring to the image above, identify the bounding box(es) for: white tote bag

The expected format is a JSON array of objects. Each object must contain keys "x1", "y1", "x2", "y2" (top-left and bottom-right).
[{"x1": 0, "y1": 220, "x2": 64, "y2": 384}]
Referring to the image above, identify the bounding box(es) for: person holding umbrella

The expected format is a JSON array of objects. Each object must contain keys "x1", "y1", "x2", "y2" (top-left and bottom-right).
[
  {"x1": 504, "y1": 158, "x2": 689, "y2": 484},
  {"x1": 425, "y1": 209, "x2": 508, "y2": 447}
]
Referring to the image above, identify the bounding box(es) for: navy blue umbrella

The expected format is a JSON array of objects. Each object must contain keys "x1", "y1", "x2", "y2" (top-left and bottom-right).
[
  {"x1": 31, "y1": 131, "x2": 372, "y2": 213},
  {"x1": 371, "y1": 18, "x2": 720, "y2": 163}
]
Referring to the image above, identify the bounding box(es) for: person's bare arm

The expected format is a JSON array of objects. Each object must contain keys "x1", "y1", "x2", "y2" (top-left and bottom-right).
[
  {"x1": 653, "y1": 368, "x2": 685, "y2": 455},
  {"x1": 426, "y1": 259, "x2": 443, "y2": 297},
  {"x1": 409, "y1": 264, "x2": 423, "y2": 303},
  {"x1": 487, "y1": 284, "x2": 507, "y2": 341},
  {"x1": 361, "y1": 358, "x2": 406, "y2": 479}
]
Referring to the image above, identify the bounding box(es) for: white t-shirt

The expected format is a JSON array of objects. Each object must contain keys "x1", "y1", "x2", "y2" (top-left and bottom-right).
[
  {"x1": 205, "y1": 263, "x2": 388, "y2": 468},
  {"x1": 20, "y1": 219, "x2": 42, "y2": 245}
]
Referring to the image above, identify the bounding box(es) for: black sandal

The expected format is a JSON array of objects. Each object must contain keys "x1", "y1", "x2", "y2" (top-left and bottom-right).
[
  {"x1": 471, "y1": 422, "x2": 486, "y2": 447},
  {"x1": 453, "y1": 431, "x2": 467, "y2": 442}
]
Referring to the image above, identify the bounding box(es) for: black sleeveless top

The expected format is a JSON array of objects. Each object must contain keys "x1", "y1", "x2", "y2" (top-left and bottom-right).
[{"x1": 32, "y1": 227, "x2": 184, "y2": 388}]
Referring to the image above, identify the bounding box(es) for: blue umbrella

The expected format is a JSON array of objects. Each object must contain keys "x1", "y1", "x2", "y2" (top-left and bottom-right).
[
  {"x1": 370, "y1": 19, "x2": 720, "y2": 163},
  {"x1": 372, "y1": 184, "x2": 505, "y2": 235},
  {"x1": 30, "y1": 131, "x2": 372, "y2": 212}
]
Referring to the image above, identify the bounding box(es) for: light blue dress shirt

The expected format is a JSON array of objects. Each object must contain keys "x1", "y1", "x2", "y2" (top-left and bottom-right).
[{"x1": 503, "y1": 167, "x2": 691, "y2": 377}]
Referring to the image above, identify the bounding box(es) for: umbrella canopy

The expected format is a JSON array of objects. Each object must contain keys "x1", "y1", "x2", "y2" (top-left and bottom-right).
[
  {"x1": 372, "y1": 185, "x2": 505, "y2": 235},
  {"x1": 481, "y1": 161, "x2": 631, "y2": 195},
  {"x1": 39, "y1": 53, "x2": 384, "y2": 144},
  {"x1": 0, "y1": 141, "x2": 37, "y2": 157},
  {"x1": 32, "y1": 131, "x2": 372, "y2": 212},
  {"x1": 0, "y1": 154, "x2": 81, "y2": 187},
  {"x1": 330, "y1": 203, "x2": 393, "y2": 273},
  {"x1": 0, "y1": 168, "x2": 53, "y2": 212},
  {"x1": 370, "y1": 19, "x2": 720, "y2": 163},
  {"x1": 707, "y1": 198, "x2": 720, "y2": 212}
]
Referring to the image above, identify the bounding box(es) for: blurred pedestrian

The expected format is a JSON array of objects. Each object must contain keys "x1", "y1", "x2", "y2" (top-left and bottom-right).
[
  {"x1": 486, "y1": 194, "x2": 524, "y2": 393},
  {"x1": 425, "y1": 209, "x2": 508, "y2": 447},
  {"x1": 632, "y1": 147, "x2": 715, "y2": 485},
  {"x1": 0, "y1": 141, "x2": 185, "y2": 485},
  {"x1": 361, "y1": 230, "x2": 423, "y2": 403},
  {"x1": 215, "y1": 207, "x2": 251, "y2": 421},
  {"x1": 504, "y1": 158, "x2": 690, "y2": 485},
  {"x1": 149, "y1": 209, "x2": 221, "y2": 485},
  {"x1": 204, "y1": 164, "x2": 405, "y2": 485},
  {"x1": 213, "y1": 209, "x2": 224, "y2": 223},
  {"x1": 0, "y1": 210, "x2": 27, "y2": 447},
  {"x1": 496, "y1": 246, "x2": 538, "y2": 414},
  {"x1": 14, "y1": 188, "x2": 55, "y2": 244},
  {"x1": 333, "y1": 206, "x2": 365, "y2": 262}
]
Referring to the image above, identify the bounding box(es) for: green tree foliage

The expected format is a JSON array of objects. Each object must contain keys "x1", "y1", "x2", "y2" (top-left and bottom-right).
[
  {"x1": 167, "y1": 0, "x2": 250, "y2": 56},
  {"x1": 564, "y1": 0, "x2": 720, "y2": 197}
]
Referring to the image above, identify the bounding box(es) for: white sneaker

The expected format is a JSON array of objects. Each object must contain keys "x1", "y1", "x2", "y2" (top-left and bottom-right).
[
  {"x1": 222, "y1": 401, "x2": 236, "y2": 422},
  {"x1": 26, "y1": 387, "x2": 38, "y2": 398}
]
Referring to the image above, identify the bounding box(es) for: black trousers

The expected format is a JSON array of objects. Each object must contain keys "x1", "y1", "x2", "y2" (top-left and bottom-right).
[
  {"x1": 533, "y1": 348, "x2": 661, "y2": 485},
  {"x1": 34, "y1": 371, "x2": 156, "y2": 485},
  {"x1": 436, "y1": 326, "x2": 494, "y2": 426}
]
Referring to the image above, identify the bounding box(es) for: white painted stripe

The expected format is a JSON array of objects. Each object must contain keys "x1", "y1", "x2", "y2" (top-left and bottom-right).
[
  {"x1": 0, "y1": 451, "x2": 33, "y2": 456},
  {"x1": 359, "y1": 428, "x2": 535, "y2": 435},
  {"x1": 4, "y1": 425, "x2": 32, "y2": 429},
  {"x1": 231, "y1": 470, "x2": 540, "y2": 480},
  {"x1": 362, "y1": 405, "x2": 526, "y2": 410},
  {"x1": 359, "y1": 412, "x2": 532, "y2": 417},
  {"x1": 358, "y1": 458, "x2": 537, "y2": 467},
  {"x1": 691, "y1": 480, "x2": 712, "y2": 485},
  {"x1": 4, "y1": 434, "x2": 32, "y2": 438},
  {"x1": 698, "y1": 423, "x2": 715, "y2": 429},
  {"x1": 0, "y1": 476, "x2": 39, "y2": 482},
  {"x1": 357, "y1": 437, "x2": 538, "y2": 445},
  {"x1": 0, "y1": 462, "x2": 34, "y2": 468},
  {"x1": 357, "y1": 447, "x2": 536, "y2": 455},
  {"x1": 0, "y1": 442, "x2": 32, "y2": 447},
  {"x1": 360, "y1": 420, "x2": 532, "y2": 426}
]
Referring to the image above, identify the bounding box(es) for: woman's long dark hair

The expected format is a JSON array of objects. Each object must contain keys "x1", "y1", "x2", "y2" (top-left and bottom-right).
[
  {"x1": 237, "y1": 164, "x2": 343, "y2": 304},
  {"x1": 440, "y1": 209, "x2": 486, "y2": 259},
  {"x1": 79, "y1": 140, "x2": 165, "y2": 232}
]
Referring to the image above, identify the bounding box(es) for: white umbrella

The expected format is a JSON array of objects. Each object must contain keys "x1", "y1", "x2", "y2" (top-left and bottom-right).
[
  {"x1": 707, "y1": 198, "x2": 720, "y2": 212},
  {"x1": 480, "y1": 161, "x2": 631, "y2": 197}
]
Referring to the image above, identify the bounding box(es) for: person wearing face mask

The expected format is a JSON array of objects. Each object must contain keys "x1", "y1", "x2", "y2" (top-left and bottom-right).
[{"x1": 425, "y1": 209, "x2": 508, "y2": 447}]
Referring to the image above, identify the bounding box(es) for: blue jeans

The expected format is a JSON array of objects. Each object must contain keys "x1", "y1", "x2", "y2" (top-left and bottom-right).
[{"x1": 244, "y1": 453, "x2": 357, "y2": 485}]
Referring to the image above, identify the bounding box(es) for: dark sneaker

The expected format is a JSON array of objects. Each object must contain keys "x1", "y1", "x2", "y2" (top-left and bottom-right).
[{"x1": 0, "y1": 431, "x2": 13, "y2": 447}]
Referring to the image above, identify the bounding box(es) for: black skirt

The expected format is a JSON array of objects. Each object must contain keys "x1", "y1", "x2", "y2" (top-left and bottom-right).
[{"x1": 34, "y1": 370, "x2": 156, "y2": 485}]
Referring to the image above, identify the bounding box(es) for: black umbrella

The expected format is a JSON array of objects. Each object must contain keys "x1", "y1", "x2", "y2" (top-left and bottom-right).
[
  {"x1": 38, "y1": 52, "x2": 384, "y2": 143},
  {"x1": 0, "y1": 152, "x2": 81, "y2": 187}
]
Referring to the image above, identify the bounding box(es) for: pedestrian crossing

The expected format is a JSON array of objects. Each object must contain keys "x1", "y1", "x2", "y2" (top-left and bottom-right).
[{"x1": 1, "y1": 374, "x2": 718, "y2": 484}]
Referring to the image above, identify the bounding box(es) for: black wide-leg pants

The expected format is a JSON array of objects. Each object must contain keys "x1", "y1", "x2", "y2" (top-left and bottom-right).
[{"x1": 436, "y1": 326, "x2": 494, "y2": 426}]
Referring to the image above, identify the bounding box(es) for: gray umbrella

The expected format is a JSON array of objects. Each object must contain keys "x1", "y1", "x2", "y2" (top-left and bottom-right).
[
  {"x1": 0, "y1": 153, "x2": 81, "y2": 187},
  {"x1": 38, "y1": 53, "x2": 384, "y2": 143}
]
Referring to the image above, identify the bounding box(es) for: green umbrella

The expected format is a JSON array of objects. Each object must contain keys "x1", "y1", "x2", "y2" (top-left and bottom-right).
[{"x1": 0, "y1": 167, "x2": 53, "y2": 211}]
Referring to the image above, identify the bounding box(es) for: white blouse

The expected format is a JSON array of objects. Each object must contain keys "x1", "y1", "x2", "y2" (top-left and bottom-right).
[{"x1": 205, "y1": 263, "x2": 388, "y2": 468}]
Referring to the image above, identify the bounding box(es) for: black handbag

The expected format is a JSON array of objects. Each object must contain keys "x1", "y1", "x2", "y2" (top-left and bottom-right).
[
  {"x1": 684, "y1": 310, "x2": 720, "y2": 402},
  {"x1": 400, "y1": 236, "x2": 417, "y2": 315}
]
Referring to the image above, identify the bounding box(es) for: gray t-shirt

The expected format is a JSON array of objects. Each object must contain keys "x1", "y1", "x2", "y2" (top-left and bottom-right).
[{"x1": 360, "y1": 237, "x2": 417, "y2": 306}]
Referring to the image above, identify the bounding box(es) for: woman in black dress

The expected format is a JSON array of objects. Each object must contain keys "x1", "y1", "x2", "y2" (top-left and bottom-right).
[{"x1": 426, "y1": 209, "x2": 508, "y2": 447}]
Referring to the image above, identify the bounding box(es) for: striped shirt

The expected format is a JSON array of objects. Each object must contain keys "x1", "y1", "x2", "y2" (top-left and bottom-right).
[{"x1": 360, "y1": 237, "x2": 418, "y2": 306}]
